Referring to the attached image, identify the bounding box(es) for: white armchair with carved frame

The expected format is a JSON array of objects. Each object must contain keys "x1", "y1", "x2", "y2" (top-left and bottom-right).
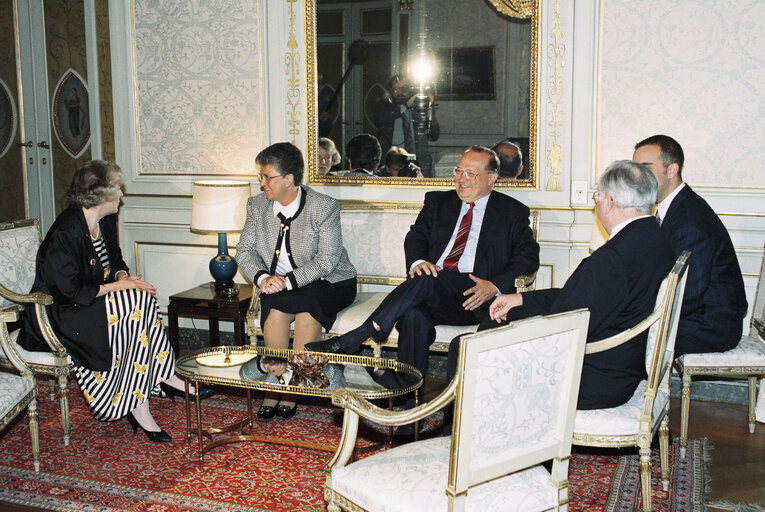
[
  {"x1": 324, "y1": 309, "x2": 589, "y2": 512},
  {"x1": 572, "y1": 251, "x2": 690, "y2": 512},
  {"x1": 0, "y1": 219, "x2": 73, "y2": 446},
  {"x1": 674, "y1": 242, "x2": 765, "y2": 458},
  {"x1": 0, "y1": 308, "x2": 40, "y2": 471}
]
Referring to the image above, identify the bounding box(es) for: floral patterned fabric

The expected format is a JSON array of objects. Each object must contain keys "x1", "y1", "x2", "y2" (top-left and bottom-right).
[
  {"x1": 332, "y1": 437, "x2": 556, "y2": 512},
  {"x1": 0, "y1": 225, "x2": 39, "y2": 310},
  {"x1": 0, "y1": 371, "x2": 34, "y2": 420}
]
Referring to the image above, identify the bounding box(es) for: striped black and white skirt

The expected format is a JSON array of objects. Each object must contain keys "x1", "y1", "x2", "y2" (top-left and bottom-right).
[{"x1": 74, "y1": 288, "x2": 175, "y2": 421}]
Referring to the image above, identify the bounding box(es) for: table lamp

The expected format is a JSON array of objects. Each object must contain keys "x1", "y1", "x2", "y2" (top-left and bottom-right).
[{"x1": 190, "y1": 180, "x2": 251, "y2": 297}]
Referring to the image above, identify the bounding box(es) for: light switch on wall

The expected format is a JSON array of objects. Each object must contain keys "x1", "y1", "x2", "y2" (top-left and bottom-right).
[{"x1": 571, "y1": 180, "x2": 588, "y2": 204}]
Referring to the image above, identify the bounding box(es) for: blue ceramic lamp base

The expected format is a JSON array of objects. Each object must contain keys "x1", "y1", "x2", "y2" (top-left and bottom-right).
[{"x1": 210, "y1": 232, "x2": 238, "y2": 297}]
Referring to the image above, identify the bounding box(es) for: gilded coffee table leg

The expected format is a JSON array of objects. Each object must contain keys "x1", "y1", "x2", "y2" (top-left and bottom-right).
[
  {"x1": 195, "y1": 382, "x2": 204, "y2": 469},
  {"x1": 184, "y1": 380, "x2": 192, "y2": 441}
]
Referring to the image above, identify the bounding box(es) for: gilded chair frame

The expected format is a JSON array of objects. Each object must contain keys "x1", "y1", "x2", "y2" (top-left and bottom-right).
[
  {"x1": 0, "y1": 308, "x2": 40, "y2": 471},
  {"x1": 0, "y1": 219, "x2": 73, "y2": 446},
  {"x1": 323, "y1": 309, "x2": 589, "y2": 512},
  {"x1": 674, "y1": 242, "x2": 765, "y2": 457},
  {"x1": 572, "y1": 251, "x2": 690, "y2": 512}
]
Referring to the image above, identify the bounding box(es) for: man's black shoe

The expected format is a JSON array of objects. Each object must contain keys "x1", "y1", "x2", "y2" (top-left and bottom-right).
[
  {"x1": 304, "y1": 336, "x2": 343, "y2": 354},
  {"x1": 393, "y1": 423, "x2": 416, "y2": 444}
]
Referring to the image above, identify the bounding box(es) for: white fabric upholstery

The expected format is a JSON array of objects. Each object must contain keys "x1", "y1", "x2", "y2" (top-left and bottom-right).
[
  {"x1": 0, "y1": 371, "x2": 35, "y2": 419},
  {"x1": 332, "y1": 437, "x2": 557, "y2": 512},
  {"x1": 0, "y1": 225, "x2": 39, "y2": 310},
  {"x1": 677, "y1": 335, "x2": 765, "y2": 367},
  {"x1": 0, "y1": 329, "x2": 71, "y2": 366},
  {"x1": 574, "y1": 380, "x2": 669, "y2": 436},
  {"x1": 340, "y1": 210, "x2": 416, "y2": 279}
]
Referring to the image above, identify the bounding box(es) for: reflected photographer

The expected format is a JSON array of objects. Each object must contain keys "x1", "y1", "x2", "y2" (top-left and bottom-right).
[
  {"x1": 373, "y1": 75, "x2": 440, "y2": 177},
  {"x1": 377, "y1": 147, "x2": 423, "y2": 178}
]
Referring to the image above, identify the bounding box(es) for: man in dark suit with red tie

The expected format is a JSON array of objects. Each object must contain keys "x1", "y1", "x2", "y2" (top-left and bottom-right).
[
  {"x1": 633, "y1": 135, "x2": 747, "y2": 356},
  {"x1": 306, "y1": 145, "x2": 539, "y2": 383}
]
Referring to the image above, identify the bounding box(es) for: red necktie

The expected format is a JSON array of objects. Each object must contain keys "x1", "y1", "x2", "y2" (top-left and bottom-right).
[{"x1": 442, "y1": 202, "x2": 475, "y2": 271}]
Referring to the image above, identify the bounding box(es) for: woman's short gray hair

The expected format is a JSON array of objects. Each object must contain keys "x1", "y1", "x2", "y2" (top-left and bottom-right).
[
  {"x1": 319, "y1": 137, "x2": 341, "y2": 166},
  {"x1": 68, "y1": 160, "x2": 124, "y2": 208},
  {"x1": 598, "y1": 160, "x2": 657, "y2": 213}
]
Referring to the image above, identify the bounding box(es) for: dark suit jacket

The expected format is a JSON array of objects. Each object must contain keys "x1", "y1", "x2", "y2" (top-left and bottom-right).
[
  {"x1": 661, "y1": 185, "x2": 747, "y2": 355},
  {"x1": 19, "y1": 205, "x2": 129, "y2": 370},
  {"x1": 404, "y1": 190, "x2": 539, "y2": 294},
  {"x1": 502, "y1": 217, "x2": 675, "y2": 409}
]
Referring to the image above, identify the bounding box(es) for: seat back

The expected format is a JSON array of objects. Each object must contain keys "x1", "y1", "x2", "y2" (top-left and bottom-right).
[
  {"x1": 447, "y1": 309, "x2": 589, "y2": 506},
  {"x1": 338, "y1": 202, "x2": 540, "y2": 287},
  {"x1": 0, "y1": 219, "x2": 42, "y2": 310},
  {"x1": 643, "y1": 251, "x2": 690, "y2": 423},
  {"x1": 749, "y1": 242, "x2": 765, "y2": 338}
]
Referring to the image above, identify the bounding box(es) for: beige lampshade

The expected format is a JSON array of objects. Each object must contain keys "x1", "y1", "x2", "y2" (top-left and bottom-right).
[{"x1": 190, "y1": 180, "x2": 251, "y2": 233}]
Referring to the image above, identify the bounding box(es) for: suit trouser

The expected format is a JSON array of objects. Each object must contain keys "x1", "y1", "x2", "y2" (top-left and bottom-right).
[{"x1": 349, "y1": 272, "x2": 485, "y2": 388}]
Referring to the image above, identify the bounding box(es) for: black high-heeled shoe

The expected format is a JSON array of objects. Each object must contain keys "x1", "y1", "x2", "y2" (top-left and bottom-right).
[
  {"x1": 159, "y1": 381, "x2": 215, "y2": 402},
  {"x1": 257, "y1": 404, "x2": 277, "y2": 420},
  {"x1": 276, "y1": 402, "x2": 297, "y2": 418},
  {"x1": 126, "y1": 412, "x2": 172, "y2": 443}
]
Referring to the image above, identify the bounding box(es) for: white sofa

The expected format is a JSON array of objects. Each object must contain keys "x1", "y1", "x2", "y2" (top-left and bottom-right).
[{"x1": 246, "y1": 201, "x2": 539, "y2": 355}]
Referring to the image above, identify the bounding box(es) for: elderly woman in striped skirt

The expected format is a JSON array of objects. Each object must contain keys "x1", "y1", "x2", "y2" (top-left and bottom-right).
[{"x1": 19, "y1": 160, "x2": 211, "y2": 443}]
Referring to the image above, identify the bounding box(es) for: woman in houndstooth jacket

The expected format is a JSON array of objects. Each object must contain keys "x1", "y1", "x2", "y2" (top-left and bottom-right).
[{"x1": 236, "y1": 142, "x2": 357, "y2": 419}]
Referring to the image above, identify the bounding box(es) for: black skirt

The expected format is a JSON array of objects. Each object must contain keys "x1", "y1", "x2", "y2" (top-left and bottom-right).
[{"x1": 259, "y1": 277, "x2": 357, "y2": 331}]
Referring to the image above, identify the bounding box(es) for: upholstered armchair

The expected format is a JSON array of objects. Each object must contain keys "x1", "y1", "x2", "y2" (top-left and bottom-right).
[
  {"x1": 0, "y1": 308, "x2": 40, "y2": 471},
  {"x1": 674, "y1": 242, "x2": 765, "y2": 458},
  {"x1": 0, "y1": 219, "x2": 73, "y2": 445},
  {"x1": 324, "y1": 309, "x2": 589, "y2": 512},
  {"x1": 572, "y1": 251, "x2": 690, "y2": 512}
]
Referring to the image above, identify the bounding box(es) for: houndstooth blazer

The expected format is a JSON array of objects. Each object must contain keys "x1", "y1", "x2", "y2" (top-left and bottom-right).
[{"x1": 235, "y1": 185, "x2": 356, "y2": 289}]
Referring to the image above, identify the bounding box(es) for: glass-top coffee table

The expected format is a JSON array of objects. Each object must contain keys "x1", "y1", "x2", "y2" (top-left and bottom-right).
[{"x1": 175, "y1": 345, "x2": 423, "y2": 468}]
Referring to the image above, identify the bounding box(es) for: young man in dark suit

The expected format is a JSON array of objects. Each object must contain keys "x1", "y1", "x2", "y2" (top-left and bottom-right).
[
  {"x1": 633, "y1": 134, "x2": 747, "y2": 356},
  {"x1": 445, "y1": 160, "x2": 675, "y2": 423},
  {"x1": 307, "y1": 145, "x2": 539, "y2": 385}
]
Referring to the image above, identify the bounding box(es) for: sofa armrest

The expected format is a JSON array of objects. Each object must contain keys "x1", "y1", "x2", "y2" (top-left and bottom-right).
[{"x1": 515, "y1": 272, "x2": 537, "y2": 292}]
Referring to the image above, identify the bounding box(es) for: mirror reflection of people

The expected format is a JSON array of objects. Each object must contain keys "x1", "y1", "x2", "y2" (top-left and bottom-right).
[
  {"x1": 345, "y1": 134, "x2": 381, "y2": 177},
  {"x1": 492, "y1": 139, "x2": 524, "y2": 179},
  {"x1": 373, "y1": 75, "x2": 439, "y2": 177},
  {"x1": 377, "y1": 146, "x2": 423, "y2": 178},
  {"x1": 18, "y1": 160, "x2": 212, "y2": 444},
  {"x1": 235, "y1": 143, "x2": 357, "y2": 420},
  {"x1": 318, "y1": 137, "x2": 341, "y2": 175}
]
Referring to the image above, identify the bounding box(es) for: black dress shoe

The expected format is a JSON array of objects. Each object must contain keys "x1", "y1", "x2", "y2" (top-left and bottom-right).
[
  {"x1": 257, "y1": 405, "x2": 277, "y2": 420},
  {"x1": 126, "y1": 412, "x2": 172, "y2": 443},
  {"x1": 393, "y1": 423, "x2": 416, "y2": 445},
  {"x1": 304, "y1": 337, "x2": 343, "y2": 354},
  {"x1": 276, "y1": 403, "x2": 297, "y2": 418},
  {"x1": 158, "y1": 382, "x2": 215, "y2": 402}
]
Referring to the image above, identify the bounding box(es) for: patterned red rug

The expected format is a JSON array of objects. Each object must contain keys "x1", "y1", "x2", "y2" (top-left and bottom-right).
[{"x1": 0, "y1": 385, "x2": 706, "y2": 511}]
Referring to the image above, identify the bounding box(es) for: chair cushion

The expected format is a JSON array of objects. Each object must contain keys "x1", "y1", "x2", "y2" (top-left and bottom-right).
[
  {"x1": 574, "y1": 380, "x2": 669, "y2": 436},
  {"x1": 677, "y1": 335, "x2": 765, "y2": 368},
  {"x1": 0, "y1": 371, "x2": 35, "y2": 419},
  {"x1": 0, "y1": 329, "x2": 69, "y2": 366},
  {"x1": 332, "y1": 437, "x2": 558, "y2": 512}
]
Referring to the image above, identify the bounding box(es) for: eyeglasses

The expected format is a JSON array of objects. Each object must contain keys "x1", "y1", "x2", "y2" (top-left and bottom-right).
[
  {"x1": 453, "y1": 167, "x2": 493, "y2": 181},
  {"x1": 259, "y1": 174, "x2": 283, "y2": 183},
  {"x1": 592, "y1": 191, "x2": 601, "y2": 203}
]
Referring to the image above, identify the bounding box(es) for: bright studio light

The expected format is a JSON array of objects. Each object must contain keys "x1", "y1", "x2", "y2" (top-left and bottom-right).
[{"x1": 410, "y1": 55, "x2": 435, "y2": 85}]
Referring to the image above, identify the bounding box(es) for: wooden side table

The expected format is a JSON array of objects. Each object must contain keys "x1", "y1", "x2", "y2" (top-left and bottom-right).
[{"x1": 167, "y1": 282, "x2": 253, "y2": 355}]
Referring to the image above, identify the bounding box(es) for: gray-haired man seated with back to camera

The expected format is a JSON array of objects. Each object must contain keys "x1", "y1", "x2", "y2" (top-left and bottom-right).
[{"x1": 443, "y1": 159, "x2": 675, "y2": 435}]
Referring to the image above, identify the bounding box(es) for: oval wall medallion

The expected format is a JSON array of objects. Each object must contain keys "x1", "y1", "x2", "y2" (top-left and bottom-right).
[
  {"x1": 52, "y1": 70, "x2": 91, "y2": 158},
  {"x1": 0, "y1": 79, "x2": 16, "y2": 160}
]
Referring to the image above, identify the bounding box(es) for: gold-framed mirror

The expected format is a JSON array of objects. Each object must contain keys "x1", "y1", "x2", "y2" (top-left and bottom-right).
[{"x1": 304, "y1": 0, "x2": 539, "y2": 189}]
